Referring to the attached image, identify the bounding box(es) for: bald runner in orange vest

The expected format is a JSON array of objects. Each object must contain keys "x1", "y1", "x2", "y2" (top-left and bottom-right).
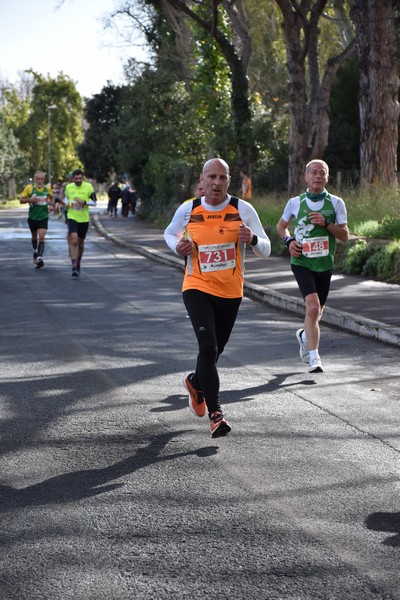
[{"x1": 164, "y1": 158, "x2": 271, "y2": 438}]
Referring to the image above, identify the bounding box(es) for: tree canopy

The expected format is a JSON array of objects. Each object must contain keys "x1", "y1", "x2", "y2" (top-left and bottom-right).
[
  {"x1": 2, "y1": 0, "x2": 399, "y2": 203},
  {"x1": 0, "y1": 71, "x2": 83, "y2": 193}
]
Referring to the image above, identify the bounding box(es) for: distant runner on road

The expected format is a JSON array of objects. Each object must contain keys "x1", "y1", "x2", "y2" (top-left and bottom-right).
[
  {"x1": 63, "y1": 169, "x2": 97, "y2": 278},
  {"x1": 164, "y1": 158, "x2": 271, "y2": 438},
  {"x1": 20, "y1": 170, "x2": 53, "y2": 269}
]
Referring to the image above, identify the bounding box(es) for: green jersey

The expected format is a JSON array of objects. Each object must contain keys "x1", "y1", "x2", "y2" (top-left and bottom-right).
[
  {"x1": 292, "y1": 193, "x2": 336, "y2": 272},
  {"x1": 21, "y1": 183, "x2": 51, "y2": 221}
]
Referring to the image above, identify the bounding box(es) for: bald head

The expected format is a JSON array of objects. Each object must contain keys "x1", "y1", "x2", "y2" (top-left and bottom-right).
[
  {"x1": 202, "y1": 158, "x2": 230, "y2": 176},
  {"x1": 200, "y1": 158, "x2": 231, "y2": 206}
]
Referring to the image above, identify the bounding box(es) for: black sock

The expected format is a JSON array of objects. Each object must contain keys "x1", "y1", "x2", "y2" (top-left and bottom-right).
[{"x1": 37, "y1": 241, "x2": 45, "y2": 257}]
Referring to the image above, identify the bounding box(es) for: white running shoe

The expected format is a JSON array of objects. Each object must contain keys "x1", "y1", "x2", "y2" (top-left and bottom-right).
[
  {"x1": 308, "y1": 357, "x2": 323, "y2": 373},
  {"x1": 35, "y1": 257, "x2": 44, "y2": 269},
  {"x1": 296, "y1": 328, "x2": 309, "y2": 363}
]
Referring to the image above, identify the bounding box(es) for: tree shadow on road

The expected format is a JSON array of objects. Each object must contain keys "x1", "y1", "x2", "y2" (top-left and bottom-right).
[
  {"x1": 365, "y1": 511, "x2": 400, "y2": 547},
  {"x1": 0, "y1": 431, "x2": 218, "y2": 512},
  {"x1": 153, "y1": 372, "x2": 317, "y2": 413}
]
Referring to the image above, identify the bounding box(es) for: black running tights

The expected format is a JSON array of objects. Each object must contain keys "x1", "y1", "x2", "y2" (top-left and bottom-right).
[{"x1": 183, "y1": 289, "x2": 242, "y2": 415}]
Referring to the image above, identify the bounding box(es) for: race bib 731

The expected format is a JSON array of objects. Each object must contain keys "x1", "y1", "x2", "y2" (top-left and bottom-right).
[{"x1": 198, "y1": 242, "x2": 236, "y2": 272}]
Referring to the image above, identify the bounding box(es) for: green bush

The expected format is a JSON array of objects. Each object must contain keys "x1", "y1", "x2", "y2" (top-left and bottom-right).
[
  {"x1": 362, "y1": 251, "x2": 380, "y2": 278},
  {"x1": 340, "y1": 239, "x2": 400, "y2": 282},
  {"x1": 345, "y1": 185, "x2": 400, "y2": 232},
  {"x1": 354, "y1": 220, "x2": 381, "y2": 238},
  {"x1": 369, "y1": 241, "x2": 400, "y2": 282},
  {"x1": 355, "y1": 215, "x2": 400, "y2": 240},
  {"x1": 341, "y1": 240, "x2": 380, "y2": 275}
]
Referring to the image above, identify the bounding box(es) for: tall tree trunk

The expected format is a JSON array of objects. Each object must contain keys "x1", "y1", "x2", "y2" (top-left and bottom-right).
[
  {"x1": 213, "y1": 26, "x2": 253, "y2": 170},
  {"x1": 285, "y1": 26, "x2": 308, "y2": 196},
  {"x1": 351, "y1": 0, "x2": 400, "y2": 186},
  {"x1": 276, "y1": 0, "x2": 355, "y2": 194},
  {"x1": 312, "y1": 42, "x2": 356, "y2": 158}
]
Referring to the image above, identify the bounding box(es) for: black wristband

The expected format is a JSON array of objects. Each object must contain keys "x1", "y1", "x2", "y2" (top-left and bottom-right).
[
  {"x1": 250, "y1": 234, "x2": 258, "y2": 246},
  {"x1": 284, "y1": 236, "x2": 295, "y2": 248}
]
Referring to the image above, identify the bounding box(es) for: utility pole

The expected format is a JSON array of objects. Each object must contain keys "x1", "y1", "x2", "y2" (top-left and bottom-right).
[
  {"x1": 47, "y1": 105, "x2": 57, "y2": 184},
  {"x1": 1, "y1": 86, "x2": 9, "y2": 131},
  {"x1": 1, "y1": 86, "x2": 10, "y2": 200}
]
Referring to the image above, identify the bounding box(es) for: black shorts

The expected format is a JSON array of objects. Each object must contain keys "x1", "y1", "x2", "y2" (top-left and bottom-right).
[
  {"x1": 67, "y1": 219, "x2": 89, "y2": 239},
  {"x1": 291, "y1": 264, "x2": 332, "y2": 307},
  {"x1": 28, "y1": 218, "x2": 48, "y2": 232}
]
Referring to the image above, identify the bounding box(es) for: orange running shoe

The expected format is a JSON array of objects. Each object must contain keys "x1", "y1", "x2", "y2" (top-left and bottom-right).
[
  {"x1": 209, "y1": 411, "x2": 231, "y2": 438},
  {"x1": 183, "y1": 373, "x2": 206, "y2": 417}
]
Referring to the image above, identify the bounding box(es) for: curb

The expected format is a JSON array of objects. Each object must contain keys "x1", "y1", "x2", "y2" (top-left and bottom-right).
[{"x1": 93, "y1": 215, "x2": 400, "y2": 348}]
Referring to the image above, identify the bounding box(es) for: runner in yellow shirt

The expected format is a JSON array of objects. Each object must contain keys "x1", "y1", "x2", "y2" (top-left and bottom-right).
[{"x1": 63, "y1": 169, "x2": 97, "y2": 278}]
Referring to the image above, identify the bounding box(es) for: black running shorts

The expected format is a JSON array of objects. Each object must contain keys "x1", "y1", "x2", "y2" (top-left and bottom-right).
[
  {"x1": 291, "y1": 264, "x2": 332, "y2": 307},
  {"x1": 67, "y1": 219, "x2": 89, "y2": 239},
  {"x1": 28, "y1": 218, "x2": 48, "y2": 232}
]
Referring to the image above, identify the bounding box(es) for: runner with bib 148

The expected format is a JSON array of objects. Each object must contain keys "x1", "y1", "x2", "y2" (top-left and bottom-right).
[{"x1": 277, "y1": 159, "x2": 349, "y2": 374}]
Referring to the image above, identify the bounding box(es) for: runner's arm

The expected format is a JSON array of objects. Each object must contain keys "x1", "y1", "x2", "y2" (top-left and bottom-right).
[
  {"x1": 329, "y1": 197, "x2": 349, "y2": 243},
  {"x1": 238, "y1": 200, "x2": 271, "y2": 259},
  {"x1": 164, "y1": 203, "x2": 191, "y2": 254},
  {"x1": 277, "y1": 216, "x2": 303, "y2": 258},
  {"x1": 19, "y1": 185, "x2": 33, "y2": 204},
  {"x1": 86, "y1": 192, "x2": 97, "y2": 206}
]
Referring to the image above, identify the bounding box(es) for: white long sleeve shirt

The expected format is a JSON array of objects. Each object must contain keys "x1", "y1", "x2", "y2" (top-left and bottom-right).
[{"x1": 164, "y1": 195, "x2": 271, "y2": 260}]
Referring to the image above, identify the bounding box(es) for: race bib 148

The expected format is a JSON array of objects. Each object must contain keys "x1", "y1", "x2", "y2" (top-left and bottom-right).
[{"x1": 301, "y1": 236, "x2": 329, "y2": 258}]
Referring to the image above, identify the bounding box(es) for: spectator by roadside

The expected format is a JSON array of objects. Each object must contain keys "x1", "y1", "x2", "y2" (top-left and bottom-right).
[
  {"x1": 108, "y1": 181, "x2": 122, "y2": 217},
  {"x1": 240, "y1": 170, "x2": 252, "y2": 201},
  {"x1": 121, "y1": 184, "x2": 138, "y2": 217}
]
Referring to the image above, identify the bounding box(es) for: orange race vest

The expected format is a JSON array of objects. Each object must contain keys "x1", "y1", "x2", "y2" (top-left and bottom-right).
[{"x1": 183, "y1": 197, "x2": 245, "y2": 298}]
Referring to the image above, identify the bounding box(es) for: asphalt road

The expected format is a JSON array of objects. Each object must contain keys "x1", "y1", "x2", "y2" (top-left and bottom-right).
[{"x1": 0, "y1": 207, "x2": 399, "y2": 600}]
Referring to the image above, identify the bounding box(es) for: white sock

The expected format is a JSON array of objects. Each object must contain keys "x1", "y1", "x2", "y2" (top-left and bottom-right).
[{"x1": 309, "y1": 350, "x2": 320, "y2": 361}]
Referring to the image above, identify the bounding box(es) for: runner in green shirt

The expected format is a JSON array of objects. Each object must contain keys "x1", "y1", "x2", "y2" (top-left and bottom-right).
[
  {"x1": 20, "y1": 170, "x2": 53, "y2": 269},
  {"x1": 277, "y1": 160, "x2": 349, "y2": 373}
]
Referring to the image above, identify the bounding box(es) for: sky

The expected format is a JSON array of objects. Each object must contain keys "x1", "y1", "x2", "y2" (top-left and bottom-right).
[{"x1": 0, "y1": 0, "x2": 149, "y2": 98}]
